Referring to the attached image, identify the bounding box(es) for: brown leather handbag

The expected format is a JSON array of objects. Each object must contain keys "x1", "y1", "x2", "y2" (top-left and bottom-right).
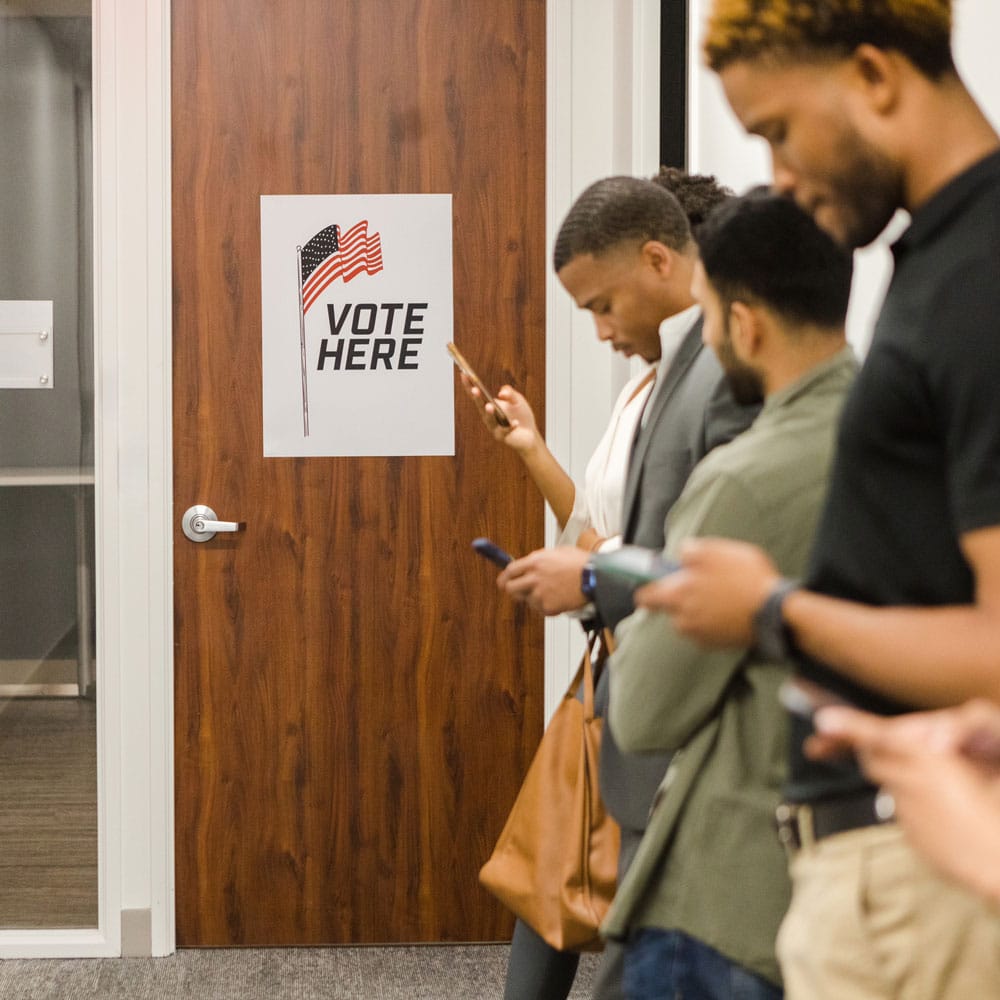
[{"x1": 479, "y1": 631, "x2": 620, "y2": 951}]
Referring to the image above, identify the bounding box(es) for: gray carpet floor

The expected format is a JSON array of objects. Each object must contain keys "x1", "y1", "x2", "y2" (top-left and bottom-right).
[{"x1": 0, "y1": 945, "x2": 600, "y2": 999}]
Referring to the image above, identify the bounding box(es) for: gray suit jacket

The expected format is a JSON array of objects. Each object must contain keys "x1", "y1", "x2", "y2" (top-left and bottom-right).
[{"x1": 592, "y1": 316, "x2": 759, "y2": 832}]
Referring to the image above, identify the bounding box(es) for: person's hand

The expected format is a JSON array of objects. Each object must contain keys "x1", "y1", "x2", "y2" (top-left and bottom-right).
[
  {"x1": 497, "y1": 547, "x2": 590, "y2": 616},
  {"x1": 633, "y1": 538, "x2": 780, "y2": 647},
  {"x1": 809, "y1": 699, "x2": 1000, "y2": 771},
  {"x1": 810, "y1": 700, "x2": 1000, "y2": 901},
  {"x1": 459, "y1": 375, "x2": 538, "y2": 454}
]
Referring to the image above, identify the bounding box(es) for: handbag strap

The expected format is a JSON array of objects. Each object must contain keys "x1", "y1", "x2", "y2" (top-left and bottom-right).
[
  {"x1": 589, "y1": 628, "x2": 615, "y2": 688},
  {"x1": 583, "y1": 627, "x2": 614, "y2": 719},
  {"x1": 569, "y1": 628, "x2": 616, "y2": 720},
  {"x1": 582, "y1": 636, "x2": 596, "y2": 720}
]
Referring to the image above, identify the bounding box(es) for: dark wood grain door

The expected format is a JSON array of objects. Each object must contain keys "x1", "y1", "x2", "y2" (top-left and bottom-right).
[{"x1": 172, "y1": 0, "x2": 546, "y2": 946}]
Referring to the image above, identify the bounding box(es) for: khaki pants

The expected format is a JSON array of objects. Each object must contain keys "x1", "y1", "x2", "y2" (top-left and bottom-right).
[{"x1": 777, "y1": 823, "x2": 1000, "y2": 1000}]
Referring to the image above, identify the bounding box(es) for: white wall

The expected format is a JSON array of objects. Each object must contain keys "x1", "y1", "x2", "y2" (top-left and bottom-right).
[
  {"x1": 544, "y1": 0, "x2": 662, "y2": 718},
  {"x1": 687, "y1": 0, "x2": 1000, "y2": 357},
  {"x1": 954, "y1": 0, "x2": 1000, "y2": 129}
]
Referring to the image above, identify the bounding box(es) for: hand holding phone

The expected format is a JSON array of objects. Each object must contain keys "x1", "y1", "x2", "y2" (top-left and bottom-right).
[
  {"x1": 447, "y1": 342, "x2": 512, "y2": 428},
  {"x1": 472, "y1": 537, "x2": 514, "y2": 568},
  {"x1": 591, "y1": 545, "x2": 681, "y2": 587},
  {"x1": 779, "y1": 677, "x2": 848, "y2": 721}
]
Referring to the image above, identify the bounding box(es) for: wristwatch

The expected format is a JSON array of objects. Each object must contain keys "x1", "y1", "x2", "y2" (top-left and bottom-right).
[
  {"x1": 580, "y1": 561, "x2": 598, "y2": 602},
  {"x1": 752, "y1": 578, "x2": 799, "y2": 661}
]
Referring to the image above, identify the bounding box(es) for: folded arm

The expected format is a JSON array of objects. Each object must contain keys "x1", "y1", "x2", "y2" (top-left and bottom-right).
[
  {"x1": 610, "y1": 471, "x2": 767, "y2": 753},
  {"x1": 610, "y1": 607, "x2": 745, "y2": 753}
]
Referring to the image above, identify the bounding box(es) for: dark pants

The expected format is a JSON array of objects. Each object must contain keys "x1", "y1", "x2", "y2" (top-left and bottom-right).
[
  {"x1": 623, "y1": 928, "x2": 783, "y2": 1000},
  {"x1": 503, "y1": 919, "x2": 579, "y2": 1000},
  {"x1": 589, "y1": 824, "x2": 644, "y2": 1000},
  {"x1": 502, "y1": 827, "x2": 641, "y2": 1000}
]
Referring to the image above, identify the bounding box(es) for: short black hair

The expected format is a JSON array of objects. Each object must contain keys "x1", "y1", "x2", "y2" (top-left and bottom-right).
[
  {"x1": 553, "y1": 176, "x2": 692, "y2": 273},
  {"x1": 651, "y1": 167, "x2": 735, "y2": 234},
  {"x1": 696, "y1": 188, "x2": 853, "y2": 330}
]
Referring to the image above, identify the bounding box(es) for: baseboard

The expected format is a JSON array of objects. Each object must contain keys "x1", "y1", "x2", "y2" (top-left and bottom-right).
[
  {"x1": 0, "y1": 683, "x2": 79, "y2": 697},
  {"x1": 0, "y1": 658, "x2": 77, "y2": 685},
  {"x1": 121, "y1": 909, "x2": 153, "y2": 957},
  {"x1": 0, "y1": 659, "x2": 80, "y2": 697}
]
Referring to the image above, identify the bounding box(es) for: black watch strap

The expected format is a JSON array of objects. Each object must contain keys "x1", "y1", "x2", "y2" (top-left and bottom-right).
[{"x1": 752, "y1": 578, "x2": 799, "y2": 661}]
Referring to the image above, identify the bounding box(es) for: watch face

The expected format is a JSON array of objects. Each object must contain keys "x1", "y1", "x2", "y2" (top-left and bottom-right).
[{"x1": 581, "y1": 565, "x2": 597, "y2": 600}]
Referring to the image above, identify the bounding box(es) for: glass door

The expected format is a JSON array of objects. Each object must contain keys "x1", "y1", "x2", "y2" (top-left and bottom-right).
[{"x1": 0, "y1": 0, "x2": 96, "y2": 929}]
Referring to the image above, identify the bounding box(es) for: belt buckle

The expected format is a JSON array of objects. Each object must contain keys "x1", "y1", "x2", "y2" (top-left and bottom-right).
[{"x1": 775, "y1": 802, "x2": 815, "y2": 857}]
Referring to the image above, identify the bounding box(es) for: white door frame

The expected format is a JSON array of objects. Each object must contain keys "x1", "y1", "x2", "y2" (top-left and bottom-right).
[
  {"x1": 0, "y1": 0, "x2": 173, "y2": 959},
  {"x1": 0, "y1": 0, "x2": 658, "y2": 958},
  {"x1": 93, "y1": 0, "x2": 176, "y2": 958}
]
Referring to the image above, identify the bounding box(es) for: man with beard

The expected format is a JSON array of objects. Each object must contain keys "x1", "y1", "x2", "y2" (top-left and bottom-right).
[
  {"x1": 600, "y1": 189, "x2": 855, "y2": 1000},
  {"x1": 634, "y1": 2, "x2": 1000, "y2": 997}
]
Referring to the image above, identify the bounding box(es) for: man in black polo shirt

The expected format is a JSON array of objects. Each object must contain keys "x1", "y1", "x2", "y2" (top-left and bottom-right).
[{"x1": 634, "y1": 2, "x2": 1000, "y2": 997}]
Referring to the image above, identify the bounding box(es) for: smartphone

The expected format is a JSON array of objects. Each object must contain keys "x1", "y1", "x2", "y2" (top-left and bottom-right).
[
  {"x1": 472, "y1": 537, "x2": 514, "y2": 568},
  {"x1": 778, "y1": 677, "x2": 848, "y2": 721},
  {"x1": 591, "y1": 545, "x2": 680, "y2": 586},
  {"x1": 447, "y1": 342, "x2": 512, "y2": 428}
]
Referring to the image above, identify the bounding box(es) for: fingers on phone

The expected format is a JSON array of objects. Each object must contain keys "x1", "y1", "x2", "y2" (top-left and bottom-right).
[{"x1": 483, "y1": 400, "x2": 509, "y2": 428}]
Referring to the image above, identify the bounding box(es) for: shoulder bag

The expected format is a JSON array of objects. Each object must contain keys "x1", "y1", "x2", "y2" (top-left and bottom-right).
[{"x1": 479, "y1": 629, "x2": 620, "y2": 951}]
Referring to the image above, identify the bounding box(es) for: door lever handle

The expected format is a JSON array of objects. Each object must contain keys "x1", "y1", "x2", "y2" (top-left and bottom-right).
[
  {"x1": 195, "y1": 516, "x2": 240, "y2": 533},
  {"x1": 182, "y1": 504, "x2": 245, "y2": 542}
]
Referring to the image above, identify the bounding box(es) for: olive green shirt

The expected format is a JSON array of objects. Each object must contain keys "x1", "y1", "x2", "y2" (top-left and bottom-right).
[{"x1": 603, "y1": 347, "x2": 857, "y2": 986}]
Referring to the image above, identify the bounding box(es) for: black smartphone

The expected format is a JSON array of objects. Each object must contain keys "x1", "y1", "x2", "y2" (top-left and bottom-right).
[
  {"x1": 472, "y1": 537, "x2": 514, "y2": 568},
  {"x1": 778, "y1": 677, "x2": 848, "y2": 721},
  {"x1": 447, "y1": 342, "x2": 512, "y2": 428},
  {"x1": 591, "y1": 545, "x2": 680, "y2": 586}
]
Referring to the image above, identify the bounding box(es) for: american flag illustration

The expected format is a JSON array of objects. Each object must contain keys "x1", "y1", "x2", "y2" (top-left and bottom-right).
[
  {"x1": 299, "y1": 223, "x2": 340, "y2": 282},
  {"x1": 301, "y1": 219, "x2": 384, "y2": 313}
]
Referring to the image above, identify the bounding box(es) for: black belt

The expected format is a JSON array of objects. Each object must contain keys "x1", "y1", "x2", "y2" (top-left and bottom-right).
[{"x1": 775, "y1": 789, "x2": 896, "y2": 854}]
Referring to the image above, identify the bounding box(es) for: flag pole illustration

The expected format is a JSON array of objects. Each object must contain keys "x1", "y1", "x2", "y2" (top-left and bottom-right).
[
  {"x1": 297, "y1": 222, "x2": 340, "y2": 436},
  {"x1": 296, "y1": 246, "x2": 310, "y2": 436},
  {"x1": 296, "y1": 220, "x2": 385, "y2": 436}
]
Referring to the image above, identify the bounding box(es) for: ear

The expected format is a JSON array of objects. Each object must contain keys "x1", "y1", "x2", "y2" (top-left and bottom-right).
[
  {"x1": 640, "y1": 240, "x2": 672, "y2": 277},
  {"x1": 848, "y1": 43, "x2": 902, "y2": 116},
  {"x1": 728, "y1": 301, "x2": 761, "y2": 359}
]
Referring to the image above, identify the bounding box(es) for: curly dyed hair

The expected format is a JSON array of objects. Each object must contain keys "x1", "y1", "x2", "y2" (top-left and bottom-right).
[{"x1": 704, "y1": 0, "x2": 954, "y2": 78}]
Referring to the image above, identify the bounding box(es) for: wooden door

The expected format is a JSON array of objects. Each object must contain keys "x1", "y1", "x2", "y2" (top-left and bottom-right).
[{"x1": 172, "y1": 0, "x2": 546, "y2": 946}]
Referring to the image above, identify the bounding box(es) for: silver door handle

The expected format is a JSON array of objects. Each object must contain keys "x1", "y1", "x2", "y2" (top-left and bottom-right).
[{"x1": 182, "y1": 504, "x2": 245, "y2": 542}]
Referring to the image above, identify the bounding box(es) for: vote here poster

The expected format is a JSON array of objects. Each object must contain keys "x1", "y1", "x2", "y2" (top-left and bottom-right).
[{"x1": 261, "y1": 193, "x2": 454, "y2": 457}]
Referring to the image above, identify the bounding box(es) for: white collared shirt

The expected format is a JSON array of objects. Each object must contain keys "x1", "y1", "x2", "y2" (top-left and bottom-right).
[{"x1": 558, "y1": 304, "x2": 702, "y2": 553}]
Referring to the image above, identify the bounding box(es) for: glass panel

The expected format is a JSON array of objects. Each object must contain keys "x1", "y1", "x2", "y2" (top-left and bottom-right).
[{"x1": 0, "y1": 0, "x2": 96, "y2": 929}]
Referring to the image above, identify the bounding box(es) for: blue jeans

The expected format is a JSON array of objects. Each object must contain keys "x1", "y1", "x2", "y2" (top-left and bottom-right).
[{"x1": 623, "y1": 928, "x2": 783, "y2": 1000}]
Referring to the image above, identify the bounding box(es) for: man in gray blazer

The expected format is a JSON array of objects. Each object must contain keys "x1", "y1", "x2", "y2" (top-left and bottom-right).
[{"x1": 499, "y1": 174, "x2": 757, "y2": 999}]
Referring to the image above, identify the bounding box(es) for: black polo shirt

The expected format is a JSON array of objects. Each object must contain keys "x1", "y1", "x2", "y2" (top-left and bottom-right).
[{"x1": 787, "y1": 148, "x2": 1000, "y2": 802}]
